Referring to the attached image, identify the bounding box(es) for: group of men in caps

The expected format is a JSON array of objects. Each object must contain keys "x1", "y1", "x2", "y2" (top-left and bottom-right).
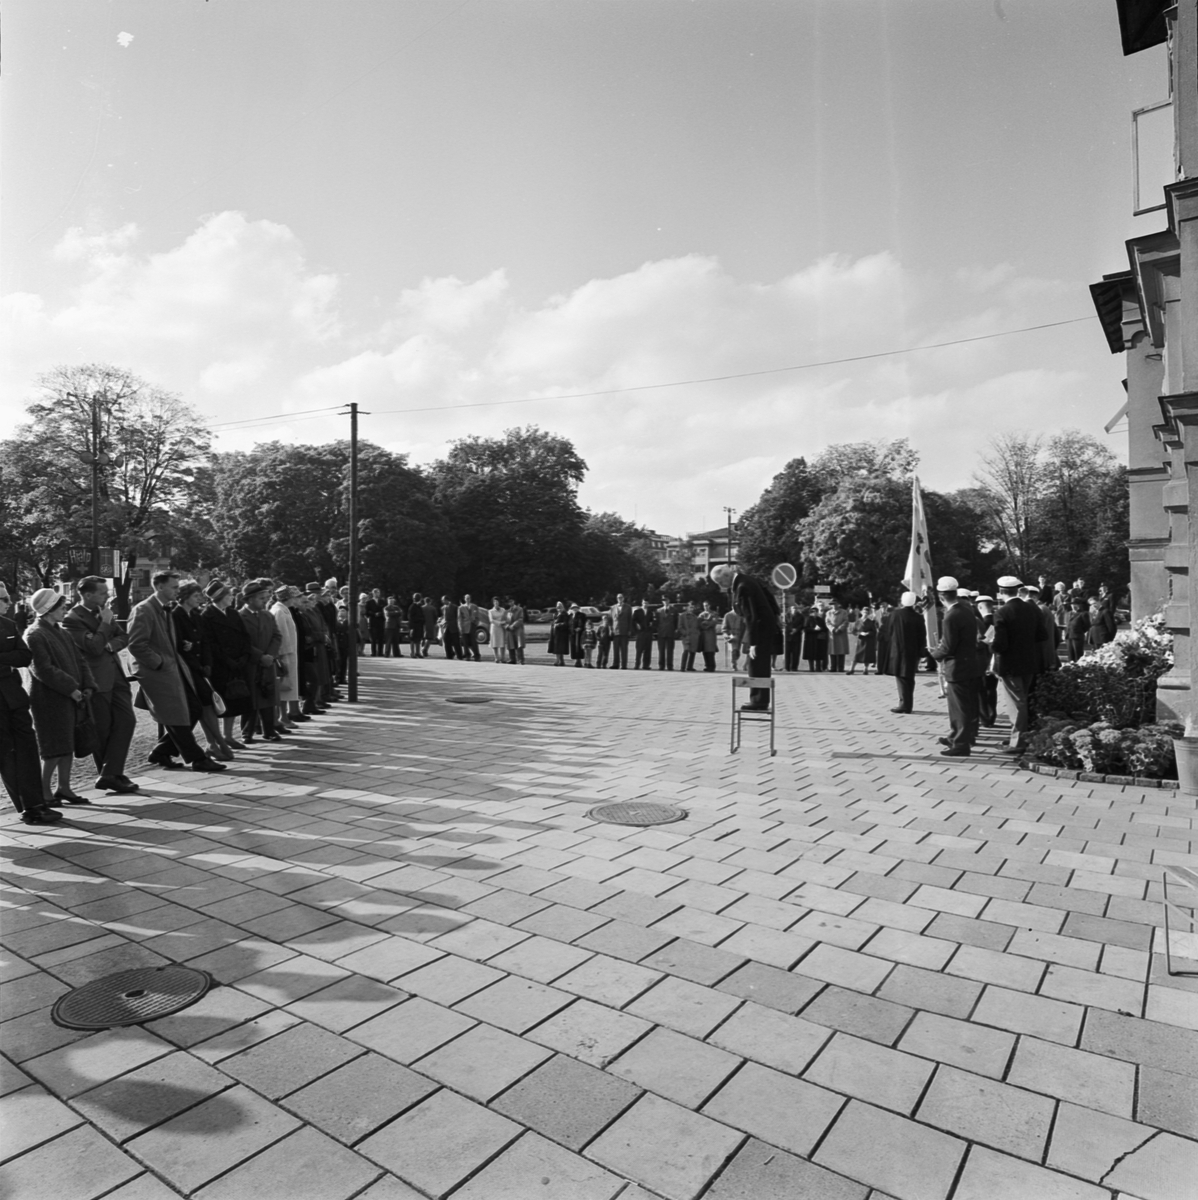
[{"x1": 921, "y1": 573, "x2": 1056, "y2": 757}]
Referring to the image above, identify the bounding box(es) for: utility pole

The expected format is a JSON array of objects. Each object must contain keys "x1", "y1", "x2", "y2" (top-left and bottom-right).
[
  {"x1": 722, "y1": 506, "x2": 736, "y2": 579},
  {"x1": 90, "y1": 399, "x2": 101, "y2": 576},
  {"x1": 347, "y1": 402, "x2": 360, "y2": 704}
]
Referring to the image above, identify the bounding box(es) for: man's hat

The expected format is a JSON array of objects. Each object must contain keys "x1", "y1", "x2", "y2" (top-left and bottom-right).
[
  {"x1": 1023, "y1": 584, "x2": 1041, "y2": 596},
  {"x1": 205, "y1": 579, "x2": 230, "y2": 603},
  {"x1": 975, "y1": 594, "x2": 995, "y2": 604},
  {"x1": 275, "y1": 584, "x2": 300, "y2": 602},
  {"x1": 242, "y1": 578, "x2": 273, "y2": 599},
  {"x1": 936, "y1": 576, "x2": 959, "y2": 592},
  {"x1": 305, "y1": 581, "x2": 322, "y2": 593},
  {"x1": 900, "y1": 591, "x2": 917, "y2": 607},
  {"x1": 997, "y1": 575, "x2": 1022, "y2": 589}
]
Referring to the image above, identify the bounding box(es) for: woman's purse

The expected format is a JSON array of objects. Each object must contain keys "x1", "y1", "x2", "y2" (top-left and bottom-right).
[
  {"x1": 73, "y1": 698, "x2": 99, "y2": 760},
  {"x1": 211, "y1": 690, "x2": 227, "y2": 716}
]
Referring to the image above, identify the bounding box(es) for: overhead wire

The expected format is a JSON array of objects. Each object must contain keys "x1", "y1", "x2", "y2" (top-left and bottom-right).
[{"x1": 204, "y1": 313, "x2": 1099, "y2": 435}]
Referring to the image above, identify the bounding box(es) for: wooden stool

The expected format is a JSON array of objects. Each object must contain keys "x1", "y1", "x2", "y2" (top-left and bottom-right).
[{"x1": 731, "y1": 676, "x2": 776, "y2": 756}]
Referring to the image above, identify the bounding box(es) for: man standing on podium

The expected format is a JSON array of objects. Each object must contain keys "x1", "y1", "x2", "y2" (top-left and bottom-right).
[{"x1": 710, "y1": 564, "x2": 778, "y2": 710}]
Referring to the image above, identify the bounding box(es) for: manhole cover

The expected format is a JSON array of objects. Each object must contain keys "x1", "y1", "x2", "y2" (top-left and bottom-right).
[
  {"x1": 587, "y1": 801, "x2": 687, "y2": 826},
  {"x1": 51, "y1": 965, "x2": 214, "y2": 1031},
  {"x1": 447, "y1": 697, "x2": 493, "y2": 705}
]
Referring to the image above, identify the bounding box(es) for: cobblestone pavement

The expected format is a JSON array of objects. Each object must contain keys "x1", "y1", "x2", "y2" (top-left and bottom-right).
[{"x1": 2, "y1": 656, "x2": 1197, "y2": 1200}]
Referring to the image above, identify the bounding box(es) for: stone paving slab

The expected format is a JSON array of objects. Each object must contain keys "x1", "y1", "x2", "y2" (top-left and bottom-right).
[{"x1": 2, "y1": 656, "x2": 1197, "y2": 1198}]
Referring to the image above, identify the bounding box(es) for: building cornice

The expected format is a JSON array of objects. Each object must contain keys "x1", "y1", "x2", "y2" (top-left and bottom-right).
[{"x1": 1154, "y1": 390, "x2": 1198, "y2": 444}]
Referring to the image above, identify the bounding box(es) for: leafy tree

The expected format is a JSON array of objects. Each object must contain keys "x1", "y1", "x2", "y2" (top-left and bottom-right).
[
  {"x1": 809, "y1": 437, "x2": 919, "y2": 491},
  {"x1": 0, "y1": 364, "x2": 213, "y2": 603},
  {"x1": 430, "y1": 426, "x2": 587, "y2": 604},
  {"x1": 331, "y1": 445, "x2": 460, "y2": 600},
  {"x1": 574, "y1": 512, "x2": 667, "y2": 603},
  {"x1": 798, "y1": 476, "x2": 911, "y2": 602},
  {"x1": 210, "y1": 442, "x2": 349, "y2": 581},
  {"x1": 736, "y1": 457, "x2": 822, "y2": 577},
  {"x1": 923, "y1": 489, "x2": 1005, "y2": 588},
  {"x1": 973, "y1": 432, "x2": 1045, "y2": 579}
]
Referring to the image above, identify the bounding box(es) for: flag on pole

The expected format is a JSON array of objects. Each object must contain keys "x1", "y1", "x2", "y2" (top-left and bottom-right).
[{"x1": 902, "y1": 475, "x2": 940, "y2": 650}]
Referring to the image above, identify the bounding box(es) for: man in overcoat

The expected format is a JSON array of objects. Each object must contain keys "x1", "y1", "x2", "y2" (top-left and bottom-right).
[
  {"x1": 928, "y1": 577, "x2": 981, "y2": 755},
  {"x1": 63, "y1": 576, "x2": 138, "y2": 793},
  {"x1": 712, "y1": 565, "x2": 778, "y2": 710},
  {"x1": 609, "y1": 594, "x2": 633, "y2": 669},
  {"x1": 632, "y1": 600, "x2": 655, "y2": 670},
  {"x1": 989, "y1": 575, "x2": 1047, "y2": 752},
  {"x1": 0, "y1": 586, "x2": 61, "y2": 824},
  {"x1": 882, "y1": 592, "x2": 927, "y2": 714},
  {"x1": 128, "y1": 570, "x2": 223, "y2": 771},
  {"x1": 238, "y1": 578, "x2": 283, "y2": 742}
]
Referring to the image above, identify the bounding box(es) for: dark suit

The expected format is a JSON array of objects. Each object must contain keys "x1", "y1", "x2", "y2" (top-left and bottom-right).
[
  {"x1": 881, "y1": 607, "x2": 927, "y2": 713},
  {"x1": 62, "y1": 602, "x2": 135, "y2": 779},
  {"x1": 991, "y1": 596, "x2": 1047, "y2": 745},
  {"x1": 732, "y1": 572, "x2": 780, "y2": 708},
  {"x1": 632, "y1": 606, "x2": 654, "y2": 669},
  {"x1": 930, "y1": 601, "x2": 981, "y2": 750},
  {"x1": 1065, "y1": 610, "x2": 1090, "y2": 662},
  {"x1": 655, "y1": 605, "x2": 677, "y2": 670},
  {"x1": 365, "y1": 597, "x2": 385, "y2": 656},
  {"x1": 0, "y1": 614, "x2": 43, "y2": 812}
]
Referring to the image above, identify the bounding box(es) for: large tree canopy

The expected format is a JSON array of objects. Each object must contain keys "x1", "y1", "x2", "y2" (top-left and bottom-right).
[
  {"x1": 0, "y1": 364, "x2": 213, "y2": 590},
  {"x1": 431, "y1": 426, "x2": 588, "y2": 603}
]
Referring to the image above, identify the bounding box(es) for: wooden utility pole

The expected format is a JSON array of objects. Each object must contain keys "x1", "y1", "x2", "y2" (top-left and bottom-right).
[{"x1": 347, "y1": 402, "x2": 360, "y2": 703}]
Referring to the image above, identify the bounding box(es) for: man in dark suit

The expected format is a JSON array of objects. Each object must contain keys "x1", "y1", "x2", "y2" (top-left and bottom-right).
[
  {"x1": 0, "y1": 586, "x2": 62, "y2": 825},
  {"x1": 632, "y1": 600, "x2": 655, "y2": 670},
  {"x1": 928, "y1": 577, "x2": 981, "y2": 756},
  {"x1": 655, "y1": 600, "x2": 678, "y2": 670},
  {"x1": 407, "y1": 592, "x2": 426, "y2": 658},
  {"x1": 989, "y1": 575, "x2": 1047, "y2": 752},
  {"x1": 365, "y1": 588, "x2": 386, "y2": 656},
  {"x1": 713, "y1": 565, "x2": 779, "y2": 710},
  {"x1": 441, "y1": 597, "x2": 463, "y2": 660},
  {"x1": 609, "y1": 594, "x2": 632, "y2": 669},
  {"x1": 881, "y1": 592, "x2": 927, "y2": 714},
  {"x1": 63, "y1": 576, "x2": 139, "y2": 794}
]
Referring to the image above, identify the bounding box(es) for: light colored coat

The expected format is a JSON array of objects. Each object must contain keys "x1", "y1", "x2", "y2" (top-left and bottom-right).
[
  {"x1": 127, "y1": 594, "x2": 193, "y2": 726},
  {"x1": 677, "y1": 610, "x2": 700, "y2": 652},
  {"x1": 271, "y1": 601, "x2": 300, "y2": 703}
]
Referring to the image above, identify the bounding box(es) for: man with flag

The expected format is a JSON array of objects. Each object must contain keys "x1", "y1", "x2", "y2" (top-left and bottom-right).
[{"x1": 902, "y1": 476, "x2": 940, "y2": 654}]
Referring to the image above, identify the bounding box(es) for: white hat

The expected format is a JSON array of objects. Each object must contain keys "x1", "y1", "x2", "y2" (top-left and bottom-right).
[
  {"x1": 30, "y1": 588, "x2": 66, "y2": 616},
  {"x1": 997, "y1": 575, "x2": 1022, "y2": 589},
  {"x1": 936, "y1": 576, "x2": 959, "y2": 591},
  {"x1": 1023, "y1": 584, "x2": 1041, "y2": 595},
  {"x1": 976, "y1": 594, "x2": 995, "y2": 604},
  {"x1": 900, "y1": 591, "x2": 917, "y2": 607}
]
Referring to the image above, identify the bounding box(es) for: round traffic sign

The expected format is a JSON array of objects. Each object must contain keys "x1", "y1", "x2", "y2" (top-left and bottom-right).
[{"x1": 771, "y1": 562, "x2": 797, "y2": 590}]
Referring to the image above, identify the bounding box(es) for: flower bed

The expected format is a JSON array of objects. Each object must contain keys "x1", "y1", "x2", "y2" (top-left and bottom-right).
[{"x1": 1027, "y1": 613, "x2": 1178, "y2": 780}]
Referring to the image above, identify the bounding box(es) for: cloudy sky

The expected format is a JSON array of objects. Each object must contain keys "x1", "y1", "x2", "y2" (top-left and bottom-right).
[{"x1": 2, "y1": 0, "x2": 1170, "y2": 534}]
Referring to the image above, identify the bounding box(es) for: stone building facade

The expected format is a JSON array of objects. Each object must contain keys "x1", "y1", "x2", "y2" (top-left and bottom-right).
[{"x1": 1092, "y1": 0, "x2": 1198, "y2": 721}]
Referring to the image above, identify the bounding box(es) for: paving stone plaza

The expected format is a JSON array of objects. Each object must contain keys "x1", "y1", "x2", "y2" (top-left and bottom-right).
[{"x1": 1, "y1": 657, "x2": 1196, "y2": 1200}]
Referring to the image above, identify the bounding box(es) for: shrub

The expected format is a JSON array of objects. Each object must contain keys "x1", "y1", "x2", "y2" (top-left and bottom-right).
[{"x1": 1027, "y1": 719, "x2": 1182, "y2": 779}]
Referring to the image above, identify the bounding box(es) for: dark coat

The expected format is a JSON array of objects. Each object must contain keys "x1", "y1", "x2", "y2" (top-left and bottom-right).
[
  {"x1": 25, "y1": 620, "x2": 97, "y2": 758},
  {"x1": 991, "y1": 597, "x2": 1047, "y2": 678},
  {"x1": 880, "y1": 607, "x2": 927, "y2": 678},
  {"x1": 62, "y1": 602, "x2": 128, "y2": 693},
  {"x1": 239, "y1": 605, "x2": 282, "y2": 708},
  {"x1": 656, "y1": 605, "x2": 678, "y2": 639},
  {"x1": 547, "y1": 609, "x2": 572, "y2": 654},
  {"x1": 802, "y1": 612, "x2": 828, "y2": 660},
  {"x1": 0, "y1": 614, "x2": 34, "y2": 713},
  {"x1": 201, "y1": 605, "x2": 255, "y2": 717},
  {"x1": 929, "y1": 601, "x2": 981, "y2": 681},
  {"x1": 171, "y1": 605, "x2": 214, "y2": 706},
  {"x1": 408, "y1": 602, "x2": 426, "y2": 635},
  {"x1": 731, "y1": 572, "x2": 780, "y2": 649}
]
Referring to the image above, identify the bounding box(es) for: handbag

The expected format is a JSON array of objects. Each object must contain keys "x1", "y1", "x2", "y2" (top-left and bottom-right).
[
  {"x1": 73, "y1": 698, "x2": 99, "y2": 760},
  {"x1": 211, "y1": 690, "x2": 227, "y2": 716},
  {"x1": 224, "y1": 678, "x2": 250, "y2": 701}
]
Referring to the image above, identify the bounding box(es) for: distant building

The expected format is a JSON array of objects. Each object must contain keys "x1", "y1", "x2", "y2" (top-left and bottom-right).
[
  {"x1": 1091, "y1": 0, "x2": 1197, "y2": 721},
  {"x1": 654, "y1": 525, "x2": 741, "y2": 581}
]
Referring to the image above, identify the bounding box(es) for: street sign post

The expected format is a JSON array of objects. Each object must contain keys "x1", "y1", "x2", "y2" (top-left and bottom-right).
[{"x1": 771, "y1": 563, "x2": 797, "y2": 591}]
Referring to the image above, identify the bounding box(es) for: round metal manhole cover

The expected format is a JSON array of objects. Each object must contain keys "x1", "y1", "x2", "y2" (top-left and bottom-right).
[
  {"x1": 446, "y1": 696, "x2": 493, "y2": 704},
  {"x1": 587, "y1": 801, "x2": 687, "y2": 826},
  {"x1": 51, "y1": 965, "x2": 214, "y2": 1031}
]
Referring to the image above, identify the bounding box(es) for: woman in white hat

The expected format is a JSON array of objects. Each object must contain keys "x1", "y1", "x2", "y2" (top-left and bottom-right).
[{"x1": 23, "y1": 587, "x2": 98, "y2": 806}]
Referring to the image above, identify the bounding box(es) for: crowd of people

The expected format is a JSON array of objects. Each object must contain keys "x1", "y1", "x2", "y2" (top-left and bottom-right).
[
  {"x1": 0, "y1": 573, "x2": 350, "y2": 826},
  {"x1": 0, "y1": 561, "x2": 1122, "y2": 825}
]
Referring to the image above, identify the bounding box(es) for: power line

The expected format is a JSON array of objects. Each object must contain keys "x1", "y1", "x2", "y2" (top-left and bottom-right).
[{"x1": 205, "y1": 313, "x2": 1099, "y2": 436}]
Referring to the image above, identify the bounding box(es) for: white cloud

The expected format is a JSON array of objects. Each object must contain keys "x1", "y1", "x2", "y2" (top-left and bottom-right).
[
  {"x1": 116, "y1": 31, "x2": 134, "y2": 48},
  {"x1": 0, "y1": 212, "x2": 1122, "y2": 533}
]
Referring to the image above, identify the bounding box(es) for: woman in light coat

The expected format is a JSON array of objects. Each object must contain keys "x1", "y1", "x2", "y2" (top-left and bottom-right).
[
  {"x1": 24, "y1": 588, "x2": 97, "y2": 805},
  {"x1": 488, "y1": 597, "x2": 508, "y2": 663},
  {"x1": 270, "y1": 586, "x2": 301, "y2": 730},
  {"x1": 828, "y1": 603, "x2": 851, "y2": 672}
]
